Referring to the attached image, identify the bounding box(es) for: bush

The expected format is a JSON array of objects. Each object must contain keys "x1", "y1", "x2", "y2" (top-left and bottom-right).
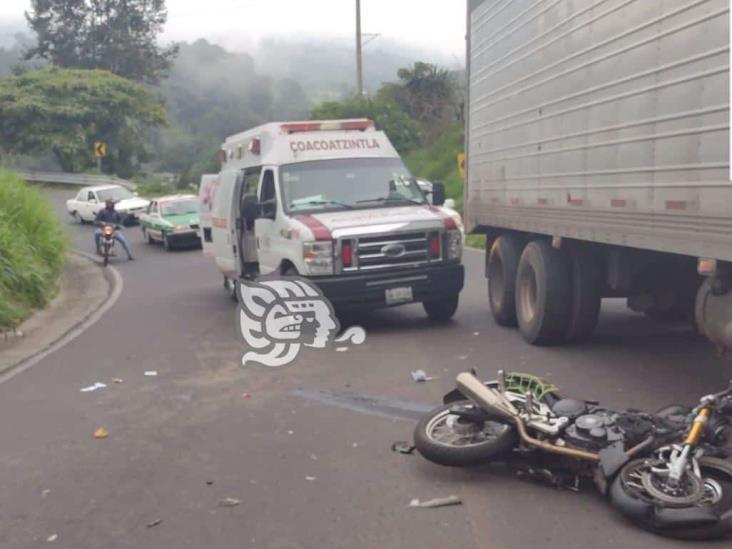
[
  {"x1": 403, "y1": 124, "x2": 465, "y2": 209},
  {"x1": 132, "y1": 174, "x2": 176, "y2": 198},
  {"x1": 0, "y1": 170, "x2": 68, "y2": 328}
]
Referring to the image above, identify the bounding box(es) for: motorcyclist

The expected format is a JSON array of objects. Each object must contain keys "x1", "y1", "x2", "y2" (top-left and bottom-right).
[{"x1": 94, "y1": 199, "x2": 135, "y2": 261}]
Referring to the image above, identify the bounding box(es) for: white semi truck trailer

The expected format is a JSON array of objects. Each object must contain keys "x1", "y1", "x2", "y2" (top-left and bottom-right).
[{"x1": 466, "y1": 0, "x2": 732, "y2": 351}]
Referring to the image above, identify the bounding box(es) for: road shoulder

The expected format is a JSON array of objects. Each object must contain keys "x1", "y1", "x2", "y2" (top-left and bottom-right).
[{"x1": 0, "y1": 251, "x2": 120, "y2": 378}]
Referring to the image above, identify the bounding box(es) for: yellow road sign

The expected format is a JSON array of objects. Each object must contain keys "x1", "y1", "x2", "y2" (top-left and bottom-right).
[
  {"x1": 457, "y1": 153, "x2": 465, "y2": 178},
  {"x1": 94, "y1": 142, "x2": 107, "y2": 158}
]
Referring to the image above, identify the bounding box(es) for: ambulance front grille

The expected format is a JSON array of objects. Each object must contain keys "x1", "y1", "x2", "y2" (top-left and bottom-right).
[{"x1": 340, "y1": 231, "x2": 442, "y2": 272}]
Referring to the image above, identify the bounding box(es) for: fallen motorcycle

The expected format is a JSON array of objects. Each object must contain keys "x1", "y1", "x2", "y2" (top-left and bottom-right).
[{"x1": 414, "y1": 371, "x2": 732, "y2": 539}]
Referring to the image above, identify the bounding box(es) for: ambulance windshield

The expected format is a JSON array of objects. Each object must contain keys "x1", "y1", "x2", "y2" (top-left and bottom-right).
[{"x1": 281, "y1": 158, "x2": 427, "y2": 212}]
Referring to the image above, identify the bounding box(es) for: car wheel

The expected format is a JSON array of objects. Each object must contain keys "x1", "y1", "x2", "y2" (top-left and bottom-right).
[{"x1": 73, "y1": 211, "x2": 84, "y2": 224}]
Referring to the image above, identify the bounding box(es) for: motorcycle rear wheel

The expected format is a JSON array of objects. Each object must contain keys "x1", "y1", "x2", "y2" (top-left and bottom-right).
[
  {"x1": 610, "y1": 456, "x2": 732, "y2": 540},
  {"x1": 414, "y1": 401, "x2": 517, "y2": 467}
]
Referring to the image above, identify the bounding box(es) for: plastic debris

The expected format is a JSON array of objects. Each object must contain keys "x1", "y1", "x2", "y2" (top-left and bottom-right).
[
  {"x1": 41, "y1": 489, "x2": 51, "y2": 498},
  {"x1": 391, "y1": 441, "x2": 417, "y2": 455},
  {"x1": 305, "y1": 476, "x2": 317, "y2": 481},
  {"x1": 411, "y1": 370, "x2": 435, "y2": 382},
  {"x1": 93, "y1": 427, "x2": 109, "y2": 439},
  {"x1": 144, "y1": 371, "x2": 158, "y2": 377},
  {"x1": 112, "y1": 378, "x2": 124, "y2": 384},
  {"x1": 46, "y1": 534, "x2": 58, "y2": 542},
  {"x1": 336, "y1": 347, "x2": 349, "y2": 353},
  {"x1": 219, "y1": 498, "x2": 241, "y2": 507},
  {"x1": 242, "y1": 393, "x2": 251, "y2": 399},
  {"x1": 146, "y1": 519, "x2": 162, "y2": 528},
  {"x1": 409, "y1": 495, "x2": 462, "y2": 508},
  {"x1": 80, "y1": 382, "x2": 107, "y2": 393},
  {"x1": 287, "y1": 430, "x2": 294, "y2": 435}
]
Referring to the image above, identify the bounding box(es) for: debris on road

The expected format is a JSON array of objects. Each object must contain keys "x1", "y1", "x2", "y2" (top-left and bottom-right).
[
  {"x1": 144, "y1": 371, "x2": 158, "y2": 377},
  {"x1": 458, "y1": 355, "x2": 468, "y2": 360},
  {"x1": 219, "y1": 498, "x2": 241, "y2": 507},
  {"x1": 391, "y1": 441, "x2": 417, "y2": 455},
  {"x1": 112, "y1": 378, "x2": 124, "y2": 384},
  {"x1": 146, "y1": 519, "x2": 162, "y2": 528},
  {"x1": 93, "y1": 427, "x2": 109, "y2": 439},
  {"x1": 310, "y1": 453, "x2": 318, "y2": 461},
  {"x1": 409, "y1": 495, "x2": 462, "y2": 508},
  {"x1": 46, "y1": 533, "x2": 58, "y2": 542},
  {"x1": 336, "y1": 347, "x2": 349, "y2": 352},
  {"x1": 473, "y1": 332, "x2": 480, "y2": 336},
  {"x1": 351, "y1": 442, "x2": 359, "y2": 448},
  {"x1": 80, "y1": 382, "x2": 107, "y2": 392},
  {"x1": 206, "y1": 481, "x2": 214, "y2": 486},
  {"x1": 305, "y1": 476, "x2": 317, "y2": 481},
  {"x1": 41, "y1": 489, "x2": 51, "y2": 498},
  {"x1": 242, "y1": 392, "x2": 251, "y2": 399},
  {"x1": 287, "y1": 430, "x2": 294, "y2": 435},
  {"x1": 411, "y1": 370, "x2": 435, "y2": 382}
]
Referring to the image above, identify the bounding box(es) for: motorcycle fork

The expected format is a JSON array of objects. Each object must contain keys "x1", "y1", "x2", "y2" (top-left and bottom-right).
[{"x1": 668, "y1": 407, "x2": 711, "y2": 485}]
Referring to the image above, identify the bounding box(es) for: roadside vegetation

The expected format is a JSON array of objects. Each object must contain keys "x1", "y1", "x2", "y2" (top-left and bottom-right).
[{"x1": 0, "y1": 170, "x2": 68, "y2": 329}]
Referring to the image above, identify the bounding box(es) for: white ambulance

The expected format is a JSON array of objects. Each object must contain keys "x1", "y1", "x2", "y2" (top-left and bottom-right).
[{"x1": 199, "y1": 119, "x2": 464, "y2": 320}]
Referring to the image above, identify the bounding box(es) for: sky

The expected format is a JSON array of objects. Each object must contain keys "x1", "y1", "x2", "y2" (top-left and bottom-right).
[{"x1": 0, "y1": 0, "x2": 466, "y2": 58}]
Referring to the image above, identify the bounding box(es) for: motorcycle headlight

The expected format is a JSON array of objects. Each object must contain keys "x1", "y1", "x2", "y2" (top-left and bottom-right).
[
  {"x1": 303, "y1": 241, "x2": 334, "y2": 275},
  {"x1": 445, "y1": 230, "x2": 462, "y2": 261},
  {"x1": 102, "y1": 226, "x2": 114, "y2": 236}
]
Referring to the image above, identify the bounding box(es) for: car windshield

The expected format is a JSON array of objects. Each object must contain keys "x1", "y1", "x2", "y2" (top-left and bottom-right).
[
  {"x1": 161, "y1": 199, "x2": 199, "y2": 216},
  {"x1": 280, "y1": 158, "x2": 426, "y2": 213},
  {"x1": 96, "y1": 187, "x2": 134, "y2": 201}
]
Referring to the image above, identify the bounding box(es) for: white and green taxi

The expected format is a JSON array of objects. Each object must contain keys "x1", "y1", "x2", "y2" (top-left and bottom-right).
[{"x1": 140, "y1": 194, "x2": 202, "y2": 250}]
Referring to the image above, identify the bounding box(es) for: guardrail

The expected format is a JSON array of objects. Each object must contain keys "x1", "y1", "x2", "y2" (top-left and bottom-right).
[{"x1": 16, "y1": 170, "x2": 137, "y2": 190}]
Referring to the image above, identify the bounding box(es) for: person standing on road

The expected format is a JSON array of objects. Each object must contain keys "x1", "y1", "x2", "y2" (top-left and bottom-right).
[{"x1": 94, "y1": 200, "x2": 135, "y2": 260}]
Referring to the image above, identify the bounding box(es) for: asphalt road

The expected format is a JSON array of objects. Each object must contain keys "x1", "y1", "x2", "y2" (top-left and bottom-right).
[{"x1": 1, "y1": 187, "x2": 731, "y2": 549}]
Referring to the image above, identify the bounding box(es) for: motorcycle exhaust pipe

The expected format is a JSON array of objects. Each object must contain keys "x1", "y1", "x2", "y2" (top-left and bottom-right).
[
  {"x1": 456, "y1": 373, "x2": 600, "y2": 462},
  {"x1": 456, "y1": 373, "x2": 518, "y2": 421}
]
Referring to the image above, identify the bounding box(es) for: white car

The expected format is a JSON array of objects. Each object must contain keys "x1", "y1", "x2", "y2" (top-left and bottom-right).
[{"x1": 66, "y1": 185, "x2": 150, "y2": 225}]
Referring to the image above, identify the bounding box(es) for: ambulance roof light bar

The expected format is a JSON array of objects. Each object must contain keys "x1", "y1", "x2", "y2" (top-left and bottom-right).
[{"x1": 281, "y1": 119, "x2": 374, "y2": 134}]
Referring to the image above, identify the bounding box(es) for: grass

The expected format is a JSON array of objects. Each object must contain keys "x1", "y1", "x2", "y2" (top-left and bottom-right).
[
  {"x1": 0, "y1": 169, "x2": 68, "y2": 329},
  {"x1": 131, "y1": 174, "x2": 177, "y2": 198}
]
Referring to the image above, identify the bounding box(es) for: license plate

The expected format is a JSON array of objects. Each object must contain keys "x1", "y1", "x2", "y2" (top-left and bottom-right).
[{"x1": 385, "y1": 286, "x2": 413, "y2": 305}]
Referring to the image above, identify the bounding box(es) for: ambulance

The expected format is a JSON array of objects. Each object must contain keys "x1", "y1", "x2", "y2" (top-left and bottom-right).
[{"x1": 198, "y1": 119, "x2": 464, "y2": 321}]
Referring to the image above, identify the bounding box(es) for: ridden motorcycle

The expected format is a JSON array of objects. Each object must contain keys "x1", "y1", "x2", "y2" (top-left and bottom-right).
[
  {"x1": 414, "y1": 371, "x2": 732, "y2": 539},
  {"x1": 99, "y1": 224, "x2": 119, "y2": 267}
]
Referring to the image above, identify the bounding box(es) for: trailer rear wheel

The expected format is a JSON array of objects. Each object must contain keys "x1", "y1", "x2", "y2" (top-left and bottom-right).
[
  {"x1": 515, "y1": 240, "x2": 571, "y2": 345},
  {"x1": 487, "y1": 235, "x2": 522, "y2": 327},
  {"x1": 565, "y1": 247, "x2": 602, "y2": 342}
]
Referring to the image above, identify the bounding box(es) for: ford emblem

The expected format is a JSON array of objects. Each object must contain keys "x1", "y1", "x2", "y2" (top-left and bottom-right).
[{"x1": 382, "y1": 243, "x2": 406, "y2": 258}]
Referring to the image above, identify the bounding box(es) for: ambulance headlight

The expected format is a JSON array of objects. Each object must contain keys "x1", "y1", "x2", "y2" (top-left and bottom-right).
[
  {"x1": 445, "y1": 230, "x2": 462, "y2": 261},
  {"x1": 303, "y1": 241, "x2": 334, "y2": 275}
]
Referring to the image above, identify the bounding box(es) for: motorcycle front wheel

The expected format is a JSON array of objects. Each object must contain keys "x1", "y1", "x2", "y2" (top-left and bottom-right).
[
  {"x1": 610, "y1": 456, "x2": 732, "y2": 540},
  {"x1": 413, "y1": 401, "x2": 517, "y2": 467}
]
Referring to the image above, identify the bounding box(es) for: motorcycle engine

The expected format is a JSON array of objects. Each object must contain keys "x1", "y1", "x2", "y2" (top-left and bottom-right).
[
  {"x1": 564, "y1": 411, "x2": 617, "y2": 451},
  {"x1": 563, "y1": 410, "x2": 655, "y2": 451}
]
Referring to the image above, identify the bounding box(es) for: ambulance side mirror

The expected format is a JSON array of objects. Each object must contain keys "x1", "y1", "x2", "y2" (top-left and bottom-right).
[{"x1": 432, "y1": 182, "x2": 446, "y2": 206}]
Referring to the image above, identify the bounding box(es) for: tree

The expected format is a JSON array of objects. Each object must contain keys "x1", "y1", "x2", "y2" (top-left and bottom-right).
[
  {"x1": 310, "y1": 97, "x2": 423, "y2": 154},
  {"x1": 379, "y1": 62, "x2": 458, "y2": 139},
  {"x1": 25, "y1": 0, "x2": 177, "y2": 83},
  {"x1": 0, "y1": 68, "x2": 166, "y2": 174}
]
